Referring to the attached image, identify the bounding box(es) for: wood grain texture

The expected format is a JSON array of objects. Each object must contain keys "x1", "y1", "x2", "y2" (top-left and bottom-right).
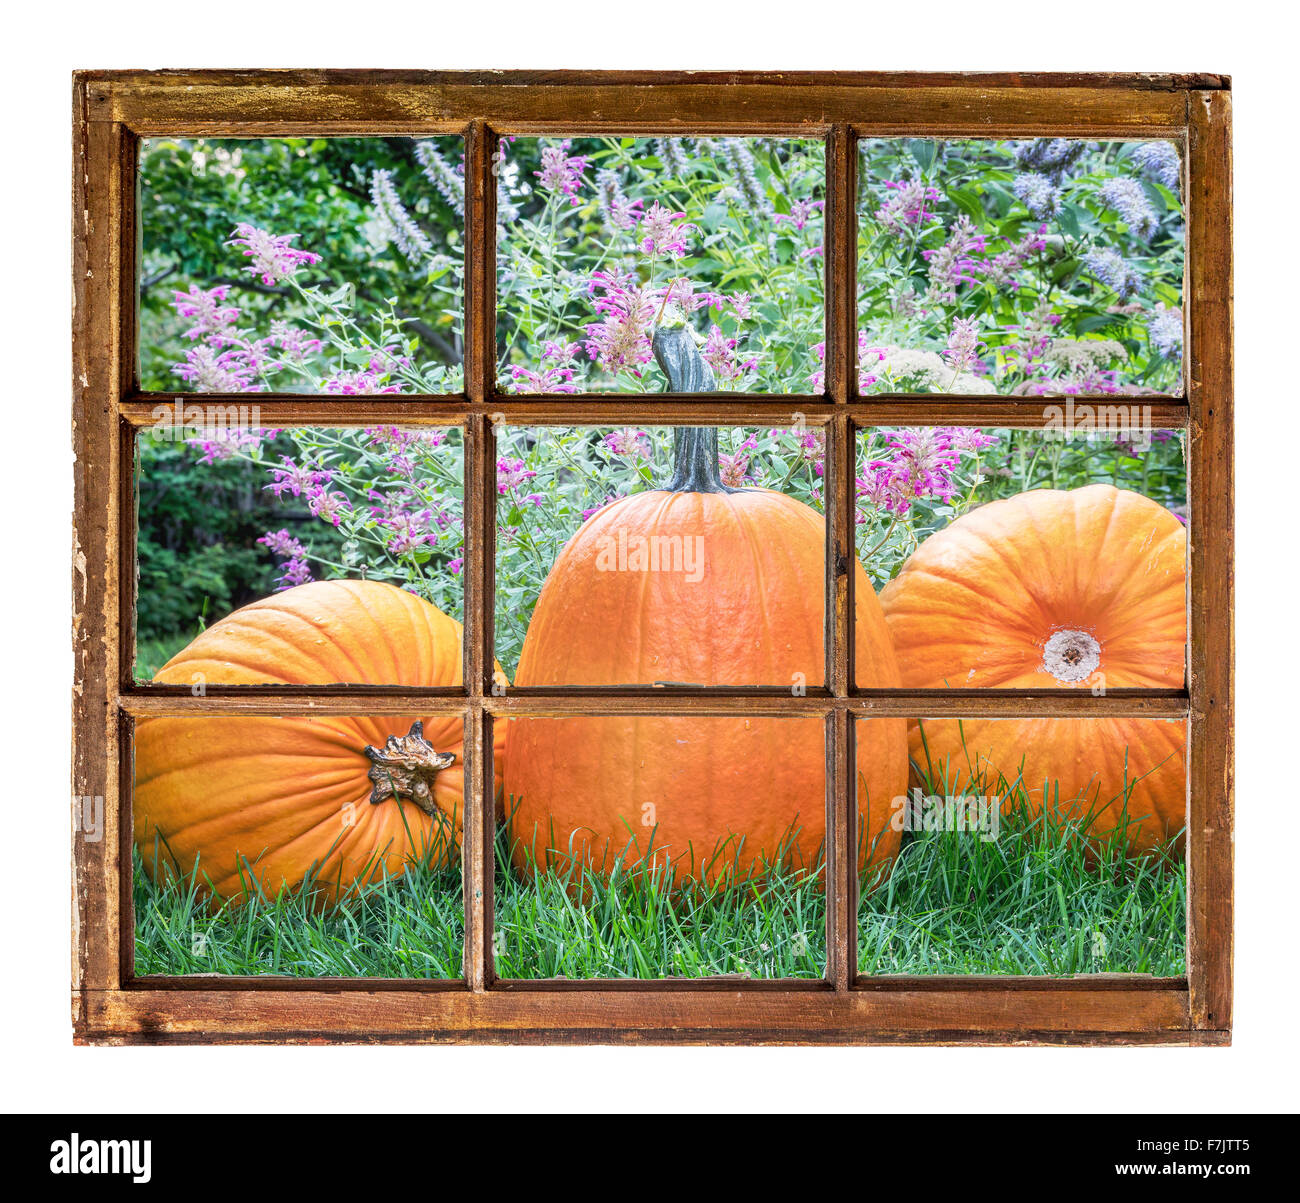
[
  {"x1": 72, "y1": 85, "x2": 126, "y2": 1004},
  {"x1": 1185, "y1": 90, "x2": 1234, "y2": 1033},
  {"x1": 118, "y1": 397, "x2": 1192, "y2": 428},
  {"x1": 76, "y1": 983, "x2": 1191, "y2": 1045},
  {"x1": 80, "y1": 72, "x2": 1210, "y2": 136},
  {"x1": 118, "y1": 689, "x2": 1189, "y2": 718}
]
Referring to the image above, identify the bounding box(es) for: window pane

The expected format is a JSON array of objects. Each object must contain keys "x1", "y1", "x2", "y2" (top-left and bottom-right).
[
  {"x1": 856, "y1": 139, "x2": 1184, "y2": 395},
  {"x1": 496, "y1": 137, "x2": 825, "y2": 394},
  {"x1": 496, "y1": 716, "x2": 829, "y2": 979},
  {"x1": 139, "y1": 137, "x2": 464, "y2": 393},
  {"x1": 855, "y1": 426, "x2": 1186, "y2": 690},
  {"x1": 132, "y1": 712, "x2": 492, "y2": 978},
  {"x1": 495, "y1": 423, "x2": 840, "y2": 688},
  {"x1": 857, "y1": 716, "x2": 1186, "y2": 976},
  {"x1": 135, "y1": 423, "x2": 464, "y2": 684}
]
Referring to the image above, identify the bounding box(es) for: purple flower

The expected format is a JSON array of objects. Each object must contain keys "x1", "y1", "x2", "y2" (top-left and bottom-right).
[
  {"x1": 702, "y1": 325, "x2": 757, "y2": 387},
  {"x1": 602, "y1": 427, "x2": 651, "y2": 461},
  {"x1": 496, "y1": 456, "x2": 537, "y2": 495},
  {"x1": 1132, "y1": 142, "x2": 1181, "y2": 192},
  {"x1": 717, "y1": 451, "x2": 751, "y2": 487},
  {"x1": 1099, "y1": 177, "x2": 1159, "y2": 241},
  {"x1": 258, "y1": 529, "x2": 307, "y2": 559},
  {"x1": 1012, "y1": 172, "x2": 1062, "y2": 218},
  {"x1": 414, "y1": 141, "x2": 466, "y2": 216},
  {"x1": 535, "y1": 141, "x2": 587, "y2": 205},
  {"x1": 509, "y1": 340, "x2": 581, "y2": 393},
  {"x1": 596, "y1": 168, "x2": 643, "y2": 232},
  {"x1": 875, "y1": 179, "x2": 940, "y2": 233},
  {"x1": 584, "y1": 271, "x2": 660, "y2": 375},
  {"x1": 371, "y1": 169, "x2": 433, "y2": 261},
  {"x1": 1084, "y1": 248, "x2": 1142, "y2": 301},
  {"x1": 923, "y1": 216, "x2": 987, "y2": 303},
  {"x1": 983, "y1": 223, "x2": 1048, "y2": 289},
  {"x1": 1147, "y1": 303, "x2": 1183, "y2": 359},
  {"x1": 172, "y1": 285, "x2": 240, "y2": 344},
  {"x1": 227, "y1": 223, "x2": 321, "y2": 286},
  {"x1": 942, "y1": 318, "x2": 983, "y2": 375},
  {"x1": 172, "y1": 344, "x2": 260, "y2": 393},
  {"x1": 638, "y1": 202, "x2": 697, "y2": 259},
  {"x1": 307, "y1": 486, "x2": 351, "y2": 527},
  {"x1": 266, "y1": 456, "x2": 330, "y2": 498},
  {"x1": 274, "y1": 557, "x2": 314, "y2": 590},
  {"x1": 774, "y1": 198, "x2": 824, "y2": 232}
]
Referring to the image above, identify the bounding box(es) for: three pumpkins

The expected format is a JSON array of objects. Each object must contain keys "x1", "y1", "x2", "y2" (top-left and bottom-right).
[{"x1": 134, "y1": 579, "x2": 505, "y2": 902}]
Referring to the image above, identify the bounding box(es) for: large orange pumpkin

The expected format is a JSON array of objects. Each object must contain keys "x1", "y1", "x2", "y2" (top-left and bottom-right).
[
  {"x1": 505, "y1": 327, "x2": 908, "y2": 882},
  {"x1": 878, "y1": 483, "x2": 1187, "y2": 853},
  {"x1": 135, "y1": 579, "x2": 505, "y2": 901}
]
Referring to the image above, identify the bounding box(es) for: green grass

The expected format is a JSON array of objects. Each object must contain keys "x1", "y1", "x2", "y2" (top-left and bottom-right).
[
  {"x1": 492, "y1": 818, "x2": 825, "y2": 979},
  {"x1": 133, "y1": 845, "x2": 464, "y2": 977},
  {"x1": 858, "y1": 807, "x2": 1185, "y2": 976},
  {"x1": 134, "y1": 791, "x2": 1184, "y2": 979}
]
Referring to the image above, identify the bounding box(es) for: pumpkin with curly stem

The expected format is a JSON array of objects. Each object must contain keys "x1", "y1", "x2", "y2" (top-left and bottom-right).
[{"x1": 134, "y1": 579, "x2": 505, "y2": 902}]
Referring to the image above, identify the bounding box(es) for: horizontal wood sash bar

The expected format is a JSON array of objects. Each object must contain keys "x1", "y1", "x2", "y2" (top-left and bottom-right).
[
  {"x1": 854, "y1": 974, "x2": 1187, "y2": 992},
  {"x1": 118, "y1": 689, "x2": 1188, "y2": 719},
  {"x1": 76, "y1": 984, "x2": 1192, "y2": 1044},
  {"x1": 84, "y1": 75, "x2": 1200, "y2": 134},
  {"x1": 119, "y1": 398, "x2": 1191, "y2": 429},
  {"x1": 81, "y1": 69, "x2": 1228, "y2": 90}
]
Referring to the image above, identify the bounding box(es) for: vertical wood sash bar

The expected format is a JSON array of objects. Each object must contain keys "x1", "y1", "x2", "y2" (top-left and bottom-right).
[
  {"x1": 824, "y1": 126, "x2": 857, "y2": 990},
  {"x1": 826, "y1": 709, "x2": 854, "y2": 990},
  {"x1": 462, "y1": 120, "x2": 497, "y2": 991},
  {"x1": 825, "y1": 125, "x2": 856, "y2": 406},
  {"x1": 72, "y1": 85, "x2": 126, "y2": 1000},
  {"x1": 1186, "y1": 90, "x2": 1234, "y2": 1032}
]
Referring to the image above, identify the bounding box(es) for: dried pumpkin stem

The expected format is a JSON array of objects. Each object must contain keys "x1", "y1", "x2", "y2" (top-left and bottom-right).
[
  {"x1": 651, "y1": 324, "x2": 744, "y2": 495},
  {"x1": 364, "y1": 720, "x2": 455, "y2": 815}
]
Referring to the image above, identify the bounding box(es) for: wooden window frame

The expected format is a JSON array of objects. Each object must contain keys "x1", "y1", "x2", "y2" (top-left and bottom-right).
[{"x1": 71, "y1": 69, "x2": 1233, "y2": 1046}]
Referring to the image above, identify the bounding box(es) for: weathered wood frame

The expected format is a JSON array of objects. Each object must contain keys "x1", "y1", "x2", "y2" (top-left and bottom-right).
[{"x1": 72, "y1": 70, "x2": 1233, "y2": 1045}]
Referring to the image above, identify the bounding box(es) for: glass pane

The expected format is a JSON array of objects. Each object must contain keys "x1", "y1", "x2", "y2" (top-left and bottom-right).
[
  {"x1": 496, "y1": 136, "x2": 825, "y2": 393},
  {"x1": 132, "y1": 712, "x2": 497, "y2": 978},
  {"x1": 856, "y1": 139, "x2": 1184, "y2": 395},
  {"x1": 495, "y1": 423, "x2": 840, "y2": 688},
  {"x1": 140, "y1": 137, "x2": 464, "y2": 393},
  {"x1": 856, "y1": 426, "x2": 1186, "y2": 690},
  {"x1": 857, "y1": 716, "x2": 1186, "y2": 976},
  {"x1": 135, "y1": 423, "x2": 464, "y2": 684},
  {"x1": 496, "y1": 716, "x2": 827, "y2": 979}
]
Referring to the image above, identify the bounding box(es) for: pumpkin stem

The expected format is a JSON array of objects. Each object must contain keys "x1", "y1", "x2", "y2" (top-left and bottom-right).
[
  {"x1": 1042, "y1": 629, "x2": 1102, "y2": 684},
  {"x1": 652, "y1": 324, "x2": 742, "y2": 495},
  {"x1": 364, "y1": 721, "x2": 455, "y2": 815}
]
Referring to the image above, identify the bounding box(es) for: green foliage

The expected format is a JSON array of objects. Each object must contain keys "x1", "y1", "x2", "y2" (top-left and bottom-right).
[
  {"x1": 135, "y1": 434, "x2": 287, "y2": 652},
  {"x1": 139, "y1": 136, "x2": 464, "y2": 390}
]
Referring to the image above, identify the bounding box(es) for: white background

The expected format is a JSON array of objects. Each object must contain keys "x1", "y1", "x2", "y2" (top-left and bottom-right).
[{"x1": 1, "y1": 1, "x2": 1291, "y2": 1113}]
